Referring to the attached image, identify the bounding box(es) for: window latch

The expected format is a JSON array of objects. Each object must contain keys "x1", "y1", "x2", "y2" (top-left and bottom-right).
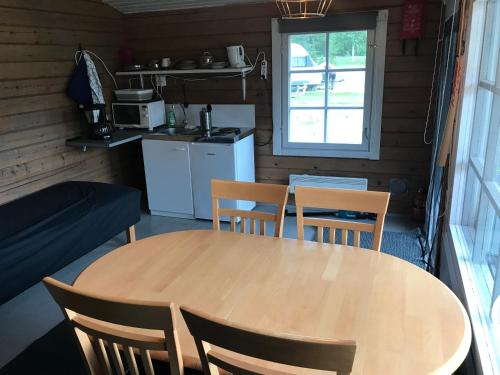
[
  {"x1": 369, "y1": 42, "x2": 377, "y2": 48},
  {"x1": 364, "y1": 127, "x2": 368, "y2": 140}
]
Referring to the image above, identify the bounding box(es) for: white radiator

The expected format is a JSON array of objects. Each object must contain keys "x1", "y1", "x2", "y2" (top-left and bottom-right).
[{"x1": 289, "y1": 175, "x2": 368, "y2": 193}]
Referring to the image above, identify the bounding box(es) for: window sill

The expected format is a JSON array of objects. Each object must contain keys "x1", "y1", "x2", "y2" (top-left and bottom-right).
[
  {"x1": 273, "y1": 146, "x2": 380, "y2": 160},
  {"x1": 446, "y1": 224, "x2": 500, "y2": 375}
]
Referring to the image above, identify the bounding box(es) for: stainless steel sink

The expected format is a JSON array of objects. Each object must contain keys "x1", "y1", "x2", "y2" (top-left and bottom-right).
[
  {"x1": 163, "y1": 128, "x2": 188, "y2": 135},
  {"x1": 160, "y1": 127, "x2": 201, "y2": 136}
]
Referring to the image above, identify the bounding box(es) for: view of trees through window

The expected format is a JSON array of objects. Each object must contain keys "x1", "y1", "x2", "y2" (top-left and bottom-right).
[
  {"x1": 291, "y1": 31, "x2": 367, "y2": 68},
  {"x1": 287, "y1": 31, "x2": 369, "y2": 145}
]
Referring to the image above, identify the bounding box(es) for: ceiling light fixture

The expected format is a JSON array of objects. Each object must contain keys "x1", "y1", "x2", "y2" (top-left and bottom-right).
[{"x1": 276, "y1": 0, "x2": 334, "y2": 19}]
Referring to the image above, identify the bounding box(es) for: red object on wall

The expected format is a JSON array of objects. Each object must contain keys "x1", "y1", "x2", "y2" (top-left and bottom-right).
[
  {"x1": 400, "y1": 0, "x2": 426, "y2": 40},
  {"x1": 118, "y1": 47, "x2": 134, "y2": 66}
]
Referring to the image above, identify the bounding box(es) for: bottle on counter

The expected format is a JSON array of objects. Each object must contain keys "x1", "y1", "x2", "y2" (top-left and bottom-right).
[{"x1": 166, "y1": 104, "x2": 176, "y2": 128}]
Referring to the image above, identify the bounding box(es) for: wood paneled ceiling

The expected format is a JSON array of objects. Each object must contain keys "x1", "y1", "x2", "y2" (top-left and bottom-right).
[{"x1": 103, "y1": 0, "x2": 270, "y2": 14}]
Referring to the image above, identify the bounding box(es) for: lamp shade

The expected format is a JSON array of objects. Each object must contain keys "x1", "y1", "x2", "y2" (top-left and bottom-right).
[{"x1": 276, "y1": 0, "x2": 333, "y2": 19}]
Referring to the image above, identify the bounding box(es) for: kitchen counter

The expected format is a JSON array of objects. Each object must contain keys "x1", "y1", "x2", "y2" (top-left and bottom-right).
[
  {"x1": 66, "y1": 126, "x2": 254, "y2": 151},
  {"x1": 142, "y1": 126, "x2": 254, "y2": 143},
  {"x1": 66, "y1": 129, "x2": 145, "y2": 151}
]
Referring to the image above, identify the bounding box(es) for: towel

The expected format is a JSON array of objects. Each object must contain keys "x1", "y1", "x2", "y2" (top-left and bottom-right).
[{"x1": 67, "y1": 51, "x2": 105, "y2": 109}]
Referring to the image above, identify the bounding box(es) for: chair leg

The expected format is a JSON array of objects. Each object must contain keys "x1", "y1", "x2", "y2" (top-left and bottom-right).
[{"x1": 126, "y1": 226, "x2": 136, "y2": 243}]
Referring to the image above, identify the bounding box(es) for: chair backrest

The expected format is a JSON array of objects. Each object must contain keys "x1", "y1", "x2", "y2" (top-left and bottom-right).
[
  {"x1": 211, "y1": 179, "x2": 290, "y2": 238},
  {"x1": 295, "y1": 186, "x2": 390, "y2": 251},
  {"x1": 43, "y1": 277, "x2": 183, "y2": 375},
  {"x1": 180, "y1": 305, "x2": 356, "y2": 375}
]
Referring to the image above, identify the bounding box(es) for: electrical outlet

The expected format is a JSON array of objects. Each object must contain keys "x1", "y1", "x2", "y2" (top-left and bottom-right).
[
  {"x1": 260, "y1": 59, "x2": 268, "y2": 80},
  {"x1": 155, "y1": 75, "x2": 167, "y2": 87}
]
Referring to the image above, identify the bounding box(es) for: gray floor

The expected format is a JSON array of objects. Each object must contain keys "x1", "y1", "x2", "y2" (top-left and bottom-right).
[{"x1": 0, "y1": 211, "x2": 417, "y2": 368}]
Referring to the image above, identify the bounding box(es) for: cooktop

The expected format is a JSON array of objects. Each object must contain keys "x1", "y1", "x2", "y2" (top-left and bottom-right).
[{"x1": 196, "y1": 127, "x2": 244, "y2": 143}]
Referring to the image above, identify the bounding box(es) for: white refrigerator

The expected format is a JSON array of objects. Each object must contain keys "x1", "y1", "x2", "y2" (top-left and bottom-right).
[{"x1": 190, "y1": 134, "x2": 255, "y2": 220}]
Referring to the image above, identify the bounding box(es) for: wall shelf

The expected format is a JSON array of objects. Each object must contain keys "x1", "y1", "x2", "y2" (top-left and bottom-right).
[
  {"x1": 115, "y1": 67, "x2": 252, "y2": 76},
  {"x1": 66, "y1": 129, "x2": 144, "y2": 151},
  {"x1": 115, "y1": 66, "x2": 253, "y2": 101}
]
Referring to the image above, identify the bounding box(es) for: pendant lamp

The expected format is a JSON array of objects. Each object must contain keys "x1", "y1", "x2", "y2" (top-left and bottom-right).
[{"x1": 276, "y1": 0, "x2": 333, "y2": 19}]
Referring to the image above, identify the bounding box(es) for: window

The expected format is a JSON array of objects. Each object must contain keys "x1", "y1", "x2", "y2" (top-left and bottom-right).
[
  {"x1": 449, "y1": 0, "x2": 500, "y2": 371},
  {"x1": 272, "y1": 11, "x2": 388, "y2": 159}
]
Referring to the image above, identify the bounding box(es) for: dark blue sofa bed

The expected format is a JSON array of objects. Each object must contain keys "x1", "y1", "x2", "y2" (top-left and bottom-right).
[{"x1": 0, "y1": 181, "x2": 141, "y2": 304}]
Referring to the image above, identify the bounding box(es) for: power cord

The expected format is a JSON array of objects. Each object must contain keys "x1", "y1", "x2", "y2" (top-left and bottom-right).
[
  {"x1": 423, "y1": 1, "x2": 446, "y2": 145},
  {"x1": 75, "y1": 49, "x2": 118, "y2": 89}
]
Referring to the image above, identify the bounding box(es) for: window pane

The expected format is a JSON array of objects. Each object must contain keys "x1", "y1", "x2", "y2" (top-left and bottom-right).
[
  {"x1": 492, "y1": 94, "x2": 500, "y2": 185},
  {"x1": 289, "y1": 109, "x2": 324, "y2": 143},
  {"x1": 290, "y1": 34, "x2": 326, "y2": 71},
  {"x1": 328, "y1": 71, "x2": 366, "y2": 107},
  {"x1": 486, "y1": 213, "x2": 499, "y2": 281},
  {"x1": 326, "y1": 109, "x2": 364, "y2": 144},
  {"x1": 329, "y1": 31, "x2": 367, "y2": 69},
  {"x1": 473, "y1": 194, "x2": 500, "y2": 290},
  {"x1": 470, "y1": 87, "x2": 494, "y2": 164},
  {"x1": 462, "y1": 166, "x2": 482, "y2": 250},
  {"x1": 290, "y1": 73, "x2": 325, "y2": 107},
  {"x1": 479, "y1": 0, "x2": 500, "y2": 83},
  {"x1": 496, "y1": 137, "x2": 500, "y2": 185}
]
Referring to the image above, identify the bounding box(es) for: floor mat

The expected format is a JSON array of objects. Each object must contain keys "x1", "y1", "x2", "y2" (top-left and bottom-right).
[
  {"x1": 375, "y1": 230, "x2": 425, "y2": 268},
  {"x1": 301, "y1": 227, "x2": 425, "y2": 268},
  {"x1": 0, "y1": 321, "x2": 86, "y2": 375},
  {"x1": 0, "y1": 321, "x2": 202, "y2": 375}
]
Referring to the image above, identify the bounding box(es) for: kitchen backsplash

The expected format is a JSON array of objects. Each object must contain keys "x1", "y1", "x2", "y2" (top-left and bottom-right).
[{"x1": 168, "y1": 104, "x2": 256, "y2": 129}]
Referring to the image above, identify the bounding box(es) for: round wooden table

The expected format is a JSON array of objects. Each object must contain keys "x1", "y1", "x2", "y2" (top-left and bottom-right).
[{"x1": 74, "y1": 230, "x2": 471, "y2": 374}]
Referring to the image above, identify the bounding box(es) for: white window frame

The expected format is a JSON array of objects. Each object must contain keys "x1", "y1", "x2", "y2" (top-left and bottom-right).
[
  {"x1": 272, "y1": 10, "x2": 388, "y2": 160},
  {"x1": 447, "y1": 0, "x2": 500, "y2": 373}
]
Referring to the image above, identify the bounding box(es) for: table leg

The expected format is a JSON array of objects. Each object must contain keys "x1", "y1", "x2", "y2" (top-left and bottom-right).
[{"x1": 126, "y1": 226, "x2": 136, "y2": 243}]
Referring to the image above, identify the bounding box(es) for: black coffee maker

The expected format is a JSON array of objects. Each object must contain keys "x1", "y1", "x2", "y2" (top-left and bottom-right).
[{"x1": 82, "y1": 104, "x2": 113, "y2": 140}]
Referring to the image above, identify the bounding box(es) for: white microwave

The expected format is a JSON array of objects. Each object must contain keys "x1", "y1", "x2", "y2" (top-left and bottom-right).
[{"x1": 112, "y1": 100, "x2": 166, "y2": 131}]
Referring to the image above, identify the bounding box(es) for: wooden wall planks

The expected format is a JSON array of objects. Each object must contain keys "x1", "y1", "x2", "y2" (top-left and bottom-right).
[
  {"x1": 0, "y1": 0, "x2": 128, "y2": 205},
  {"x1": 123, "y1": 0, "x2": 437, "y2": 213},
  {"x1": 0, "y1": 0, "x2": 437, "y2": 213}
]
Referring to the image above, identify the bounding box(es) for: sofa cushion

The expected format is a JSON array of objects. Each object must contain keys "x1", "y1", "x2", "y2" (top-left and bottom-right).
[{"x1": 0, "y1": 181, "x2": 141, "y2": 304}]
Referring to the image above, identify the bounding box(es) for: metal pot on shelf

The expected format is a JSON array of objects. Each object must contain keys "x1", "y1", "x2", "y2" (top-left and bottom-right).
[{"x1": 199, "y1": 52, "x2": 214, "y2": 68}]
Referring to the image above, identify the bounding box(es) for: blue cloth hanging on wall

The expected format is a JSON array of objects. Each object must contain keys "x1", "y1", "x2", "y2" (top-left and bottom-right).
[{"x1": 67, "y1": 54, "x2": 94, "y2": 110}]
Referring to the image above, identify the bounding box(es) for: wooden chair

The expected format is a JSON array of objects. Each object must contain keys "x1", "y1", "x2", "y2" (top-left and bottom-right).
[
  {"x1": 180, "y1": 305, "x2": 356, "y2": 375},
  {"x1": 43, "y1": 277, "x2": 183, "y2": 375},
  {"x1": 211, "y1": 179, "x2": 289, "y2": 238},
  {"x1": 295, "y1": 186, "x2": 390, "y2": 252}
]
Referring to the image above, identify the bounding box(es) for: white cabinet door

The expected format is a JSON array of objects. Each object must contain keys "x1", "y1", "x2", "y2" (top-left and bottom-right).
[
  {"x1": 189, "y1": 143, "x2": 236, "y2": 220},
  {"x1": 142, "y1": 140, "x2": 194, "y2": 217}
]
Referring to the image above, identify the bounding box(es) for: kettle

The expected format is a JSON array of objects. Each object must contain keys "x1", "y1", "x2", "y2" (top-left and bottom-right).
[{"x1": 226, "y1": 45, "x2": 245, "y2": 68}]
